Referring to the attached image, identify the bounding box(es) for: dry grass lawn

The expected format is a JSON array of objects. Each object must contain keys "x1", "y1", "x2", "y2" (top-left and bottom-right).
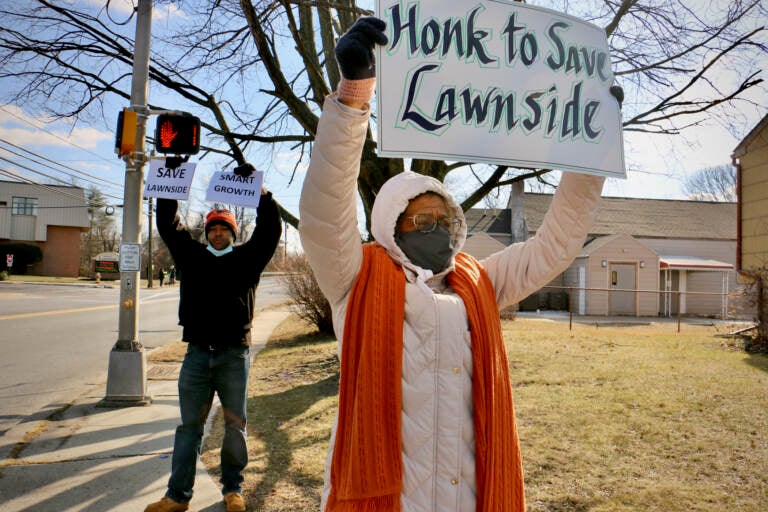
[{"x1": 202, "y1": 316, "x2": 768, "y2": 511}]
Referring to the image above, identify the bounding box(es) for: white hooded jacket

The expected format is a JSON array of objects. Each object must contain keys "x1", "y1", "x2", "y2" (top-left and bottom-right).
[{"x1": 299, "y1": 96, "x2": 604, "y2": 512}]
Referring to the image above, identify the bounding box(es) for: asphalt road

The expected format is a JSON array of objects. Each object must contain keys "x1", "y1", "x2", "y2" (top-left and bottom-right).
[{"x1": 0, "y1": 277, "x2": 289, "y2": 455}]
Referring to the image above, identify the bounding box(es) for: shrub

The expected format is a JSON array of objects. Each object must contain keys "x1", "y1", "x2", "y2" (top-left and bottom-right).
[
  {"x1": 740, "y1": 267, "x2": 768, "y2": 353},
  {"x1": 278, "y1": 253, "x2": 334, "y2": 335}
]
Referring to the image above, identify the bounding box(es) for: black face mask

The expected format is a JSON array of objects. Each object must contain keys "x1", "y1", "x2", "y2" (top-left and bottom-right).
[{"x1": 396, "y1": 224, "x2": 454, "y2": 273}]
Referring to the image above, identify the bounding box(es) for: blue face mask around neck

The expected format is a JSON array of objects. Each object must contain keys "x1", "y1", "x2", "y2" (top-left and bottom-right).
[
  {"x1": 396, "y1": 224, "x2": 454, "y2": 274},
  {"x1": 207, "y1": 244, "x2": 233, "y2": 257}
]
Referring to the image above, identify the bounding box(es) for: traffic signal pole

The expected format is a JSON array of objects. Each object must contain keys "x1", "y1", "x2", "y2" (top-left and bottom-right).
[{"x1": 101, "y1": 0, "x2": 153, "y2": 406}]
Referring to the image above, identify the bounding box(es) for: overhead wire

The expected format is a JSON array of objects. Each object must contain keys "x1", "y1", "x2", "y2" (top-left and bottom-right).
[
  {"x1": 0, "y1": 106, "x2": 129, "y2": 209},
  {"x1": 0, "y1": 138, "x2": 124, "y2": 188},
  {"x1": 0, "y1": 106, "x2": 123, "y2": 172},
  {"x1": 103, "y1": 0, "x2": 137, "y2": 26},
  {"x1": 0, "y1": 108, "x2": 216, "y2": 217},
  {"x1": 0, "y1": 108, "x2": 247, "y2": 212},
  {"x1": 0, "y1": 167, "x2": 137, "y2": 221},
  {"x1": 0, "y1": 156, "x2": 123, "y2": 203},
  {"x1": 0, "y1": 153, "x2": 123, "y2": 201},
  {"x1": 0, "y1": 167, "x2": 91, "y2": 204}
]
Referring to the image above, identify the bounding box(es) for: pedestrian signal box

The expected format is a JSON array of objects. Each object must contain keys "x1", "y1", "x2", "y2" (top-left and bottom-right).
[
  {"x1": 154, "y1": 113, "x2": 201, "y2": 155},
  {"x1": 115, "y1": 108, "x2": 138, "y2": 158}
]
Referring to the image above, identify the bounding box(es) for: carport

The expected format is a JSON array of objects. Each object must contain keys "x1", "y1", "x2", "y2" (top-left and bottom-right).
[{"x1": 659, "y1": 256, "x2": 734, "y2": 318}]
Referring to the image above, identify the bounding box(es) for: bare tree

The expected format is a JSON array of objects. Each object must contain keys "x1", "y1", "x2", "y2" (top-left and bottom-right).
[
  {"x1": 80, "y1": 186, "x2": 119, "y2": 275},
  {"x1": 279, "y1": 253, "x2": 334, "y2": 334},
  {"x1": 683, "y1": 164, "x2": 737, "y2": 202},
  {"x1": 0, "y1": 0, "x2": 765, "y2": 235},
  {"x1": 737, "y1": 266, "x2": 768, "y2": 351}
]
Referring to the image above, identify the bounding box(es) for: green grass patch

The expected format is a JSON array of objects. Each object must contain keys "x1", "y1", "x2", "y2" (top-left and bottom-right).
[{"x1": 204, "y1": 315, "x2": 768, "y2": 511}]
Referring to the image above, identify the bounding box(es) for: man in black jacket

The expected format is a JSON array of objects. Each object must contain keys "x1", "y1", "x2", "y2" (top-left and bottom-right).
[{"x1": 146, "y1": 184, "x2": 281, "y2": 512}]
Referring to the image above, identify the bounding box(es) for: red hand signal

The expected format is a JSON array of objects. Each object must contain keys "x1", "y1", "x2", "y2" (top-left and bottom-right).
[
  {"x1": 154, "y1": 113, "x2": 200, "y2": 154},
  {"x1": 159, "y1": 120, "x2": 178, "y2": 148}
]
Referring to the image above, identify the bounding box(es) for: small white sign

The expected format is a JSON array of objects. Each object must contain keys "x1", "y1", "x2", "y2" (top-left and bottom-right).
[
  {"x1": 375, "y1": 0, "x2": 626, "y2": 179},
  {"x1": 205, "y1": 171, "x2": 264, "y2": 208},
  {"x1": 119, "y1": 243, "x2": 142, "y2": 272},
  {"x1": 143, "y1": 158, "x2": 196, "y2": 200}
]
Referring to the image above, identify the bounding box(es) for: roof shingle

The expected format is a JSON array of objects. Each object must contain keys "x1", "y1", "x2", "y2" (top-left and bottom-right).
[{"x1": 465, "y1": 194, "x2": 736, "y2": 240}]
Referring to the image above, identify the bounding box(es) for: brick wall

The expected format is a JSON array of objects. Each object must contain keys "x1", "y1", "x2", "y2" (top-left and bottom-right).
[{"x1": 29, "y1": 226, "x2": 84, "y2": 277}]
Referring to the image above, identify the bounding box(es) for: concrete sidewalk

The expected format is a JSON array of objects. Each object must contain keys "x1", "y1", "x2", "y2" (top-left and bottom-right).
[{"x1": 0, "y1": 310, "x2": 291, "y2": 512}]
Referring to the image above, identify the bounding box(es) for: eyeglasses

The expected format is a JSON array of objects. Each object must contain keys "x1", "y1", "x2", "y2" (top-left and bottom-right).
[{"x1": 404, "y1": 213, "x2": 462, "y2": 236}]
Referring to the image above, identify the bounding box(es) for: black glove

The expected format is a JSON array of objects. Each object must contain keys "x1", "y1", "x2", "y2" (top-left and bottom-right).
[
  {"x1": 335, "y1": 17, "x2": 388, "y2": 80},
  {"x1": 610, "y1": 85, "x2": 624, "y2": 108},
  {"x1": 234, "y1": 163, "x2": 255, "y2": 177}
]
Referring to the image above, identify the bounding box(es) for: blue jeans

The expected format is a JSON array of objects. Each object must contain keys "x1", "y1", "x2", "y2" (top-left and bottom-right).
[{"x1": 166, "y1": 344, "x2": 250, "y2": 503}]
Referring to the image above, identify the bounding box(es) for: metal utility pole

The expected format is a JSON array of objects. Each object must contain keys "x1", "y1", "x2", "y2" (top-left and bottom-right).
[
  {"x1": 147, "y1": 197, "x2": 154, "y2": 289},
  {"x1": 101, "y1": 0, "x2": 153, "y2": 406}
]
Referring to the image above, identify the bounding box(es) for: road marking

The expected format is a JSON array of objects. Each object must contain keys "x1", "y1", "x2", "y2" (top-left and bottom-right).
[
  {"x1": 0, "y1": 304, "x2": 117, "y2": 321},
  {"x1": 0, "y1": 282, "x2": 280, "y2": 320}
]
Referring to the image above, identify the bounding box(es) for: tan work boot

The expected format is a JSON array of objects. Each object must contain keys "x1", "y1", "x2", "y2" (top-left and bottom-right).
[
  {"x1": 223, "y1": 491, "x2": 246, "y2": 512},
  {"x1": 144, "y1": 496, "x2": 189, "y2": 512}
]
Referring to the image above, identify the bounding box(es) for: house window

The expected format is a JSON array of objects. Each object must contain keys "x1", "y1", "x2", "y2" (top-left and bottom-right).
[{"x1": 12, "y1": 197, "x2": 39, "y2": 216}]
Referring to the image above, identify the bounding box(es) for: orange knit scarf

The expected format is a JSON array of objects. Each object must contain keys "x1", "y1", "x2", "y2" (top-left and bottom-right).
[{"x1": 326, "y1": 243, "x2": 525, "y2": 512}]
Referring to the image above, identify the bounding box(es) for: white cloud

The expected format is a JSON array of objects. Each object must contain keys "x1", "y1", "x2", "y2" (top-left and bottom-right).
[
  {"x1": 0, "y1": 105, "x2": 112, "y2": 150},
  {"x1": 82, "y1": 0, "x2": 133, "y2": 17},
  {"x1": 153, "y1": 2, "x2": 188, "y2": 22},
  {"x1": 272, "y1": 151, "x2": 308, "y2": 176},
  {"x1": 0, "y1": 104, "x2": 55, "y2": 125},
  {"x1": 80, "y1": 0, "x2": 188, "y2": 23}
]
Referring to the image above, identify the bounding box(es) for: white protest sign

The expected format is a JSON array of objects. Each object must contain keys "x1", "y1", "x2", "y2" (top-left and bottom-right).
[
  {"x1": 144, "y1": 158, "x2": 196, "y2": 200},
  {"x1": 375, "y1": 0, "x2": 626, "y2": 179},
  {"x1": 205, "y1": 171, "x2": 264, "y2": 208}
]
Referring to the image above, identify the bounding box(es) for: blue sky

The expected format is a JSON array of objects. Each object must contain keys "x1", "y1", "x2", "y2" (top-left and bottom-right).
[{"x1": 0, "y1": 0, "x2": 765, "y2": 251}]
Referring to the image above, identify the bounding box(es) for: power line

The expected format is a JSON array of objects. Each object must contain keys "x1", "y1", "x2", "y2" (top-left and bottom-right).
[
  {"x1": 0, "y1": 108, "x2": 129, "y2": 206},
  {"x1": 0, "y1": 154, "x2": 122, "y2": 200},
  {"x1": 0, "y1": 138, "x2": 124, "y2": 188},
  {"x1": 0, "y1": 106, "x2": 122, "y2": 171},
  {"x1": 0, "y1": 167, "x2": 96, "y2": 203},
  {"x1": 0, "y1": 205, "x2": 91, "y2": 209},
  {"x1": 0, "y1": 157, "x2": 123, "y2": 203}
]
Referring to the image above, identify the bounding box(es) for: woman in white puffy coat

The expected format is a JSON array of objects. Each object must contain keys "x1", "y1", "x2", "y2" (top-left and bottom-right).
[{"x1": 299, "y1": 17, "x2": 608, "y2": 512}]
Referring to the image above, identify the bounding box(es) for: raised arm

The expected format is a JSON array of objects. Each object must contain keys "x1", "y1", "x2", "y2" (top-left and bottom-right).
[
  {"x1": 481, "y1": 172, "x2": 605, "y2": 309},
  {"x1": 156, "y1": 198, "x2": 196, "y2": 259},
  {"x1": 481, "y1": 82, "x2": 625, "y2": 309},
  {"x1": 299, "y1": 98, "x2": 369, "y2": 306},
  {"x1": 298, "y1": 17, "x2": 387, "y2": 307},
  {"x1": 242, "y1": 189, "x2": 282, "y2": 276}
]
